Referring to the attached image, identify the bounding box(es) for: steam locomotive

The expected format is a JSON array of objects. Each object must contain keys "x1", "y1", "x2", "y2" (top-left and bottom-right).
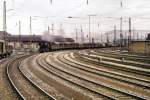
[{"x1": 38, "y1": 41, "x2": 112, "y2": 53}]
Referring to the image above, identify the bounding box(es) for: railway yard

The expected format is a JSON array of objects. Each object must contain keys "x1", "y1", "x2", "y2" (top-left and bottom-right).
[
  {"x1": 0, "y1": 49, "x2": 149, "y2": 100},
  {"x1": 1, "y1": 0, "x2": 150, "y2": 99}
]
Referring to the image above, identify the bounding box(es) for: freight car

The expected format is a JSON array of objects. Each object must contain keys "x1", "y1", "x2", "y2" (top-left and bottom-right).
[{"x1": 0, "y1": 40, "x2": 12, "y2": 59}]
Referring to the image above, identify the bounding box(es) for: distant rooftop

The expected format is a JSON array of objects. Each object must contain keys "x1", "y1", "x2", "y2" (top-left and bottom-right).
[
  {"x1": 7, "y1": 35, "x2": 42, "y2": 42},
  {"x1": 0, "y1": 31, "x2": 11, "y2": 40},
  {"x1": 1, "y1": 31, "x2": 74, "y2": 43}
]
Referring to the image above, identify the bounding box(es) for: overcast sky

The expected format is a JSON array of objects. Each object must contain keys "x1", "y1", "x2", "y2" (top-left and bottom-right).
[{"x1": 1, "y1": 0, "x2": 150, "y2": 38}]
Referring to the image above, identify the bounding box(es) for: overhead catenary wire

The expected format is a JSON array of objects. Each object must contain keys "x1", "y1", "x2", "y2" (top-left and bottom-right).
[{"x1": 2, "y1": 0, "x2": 150, "y2": 38}]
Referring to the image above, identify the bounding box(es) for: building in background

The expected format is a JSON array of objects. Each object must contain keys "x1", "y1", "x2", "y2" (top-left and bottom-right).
[
  {"x1": 7, "y1": 35, "x2": 42, "y2": 50},
  {"x1": 129, "y1": 41, "x2": 149, "y2": 54},
  {"x1": 129, "y1": 34, "x2": 150, "y2": 55},
  {"x1": 0, "y1": 31, "x2": 11, "y2": 40},
  {"x1": 0, "y1": 31, "x2": 74, "y2": 51}
]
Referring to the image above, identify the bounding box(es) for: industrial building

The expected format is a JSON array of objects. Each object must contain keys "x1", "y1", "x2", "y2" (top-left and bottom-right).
[
  {"x1": 129, "y1": 40, "x2": 150, "y2": 55},
  {"x1": 7, "y1": 35, "x2": 42, "y2": 51}
]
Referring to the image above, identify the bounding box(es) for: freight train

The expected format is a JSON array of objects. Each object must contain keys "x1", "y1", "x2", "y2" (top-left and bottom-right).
[
  {"x1": 0, "y1": 40, "x2": 13, "y2": 59},
  {"x1": 39, "y1": 41, "x2": 113, "y2": 53}
]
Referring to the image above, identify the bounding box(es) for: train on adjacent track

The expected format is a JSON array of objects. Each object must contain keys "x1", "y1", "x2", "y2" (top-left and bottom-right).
[
  {"x1": 0, "y1": 40, "x2": 13, "y2": 59},
  {"x1": 39, "y1": 41, "x2": 114, "y2": 53}
]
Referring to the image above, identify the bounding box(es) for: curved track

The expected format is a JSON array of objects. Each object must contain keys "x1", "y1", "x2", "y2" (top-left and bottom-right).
[
  {"x1": 36, "y1": 54, "x2": 104, "y2": 100},
  {"x1": 65, "y1": 53, "x2": 150, "y2": 88},
  {"x1": 34, "y1": 51, "x2": 149, "y2": 99},
  {"x1": 76, "y1": 51, "x2": 150, "y2": 76},
  {"x1": 51, "y1": 52, "x2": 149, "y2": 99},
  {"x1": 1, "y1": 49, "x2": 150, "y2": 99},
  {"x1": 6, "y1": 54, "x2": 55, "y2": 100}
]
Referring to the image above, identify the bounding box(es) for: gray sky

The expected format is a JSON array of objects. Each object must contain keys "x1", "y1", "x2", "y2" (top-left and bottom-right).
[{"x1": 1, "y1": 0, "x2": 150, "y2": 38}]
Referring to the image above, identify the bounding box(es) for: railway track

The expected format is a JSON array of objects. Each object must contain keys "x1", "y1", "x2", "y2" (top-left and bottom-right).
[
  {"x1": 25, "y1": 54, "x2": 91, "y2": 100},
  {"x1": 6, "y1": 54, "x2": 55, "y2": 100},
  {"x1": 65, "y1": 52, "x2": 150, "y2": 88},
  {"x1": 74, "y1": 51, "x2": 150, "y2": 85},
  {"x1": 0, "y1": 58, "x2": 20, "y2": 100},
  {"x1": 76, "y1": 51, "x2": 150, "y2": 76},
  {"x1": 89, "y1": 50, "x2": 150, "y2": 69},
  {"x1": 40, "y1": 52, "x2": 146, "y2": 99},
  {"x1": 55, "y1": 52, "x2": 150, "y2": 99},
  {"x1": 20, "y1": 53, "x2": 91, "y2": 100},
  {"x1": 93, "y1": 50, "x2": 150, "y2": 64},
  {"x1": 71, "y1": 52, "x2": 150, "y2": 99},
  {"x1": 93, "y1": 49, "x2": 150, "y2": 59},
  {"x1": 36, "y1": 53, "x2": 105, "y2": 100},
  {"x1": 2, "y1": 49, "x2": 150, "y2": 99}
]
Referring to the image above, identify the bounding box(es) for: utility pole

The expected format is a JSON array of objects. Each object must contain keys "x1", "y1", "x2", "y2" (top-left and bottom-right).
[
  {"x1": 140, "y1": 33, "x2": 143, "y2": 40},
  {"x1": 3, "y1": 1, "x2": 7, "y2": 32},
  {"x1": 75, "y1": 28, "x2": 78, "y2": 43},
  {"x1": 133, "y1": 27, "x2": 135, "y2": 40},
  {"x1": 3, "y1": 0, "x2": 7, "y2": 53},
  {"x1": 48, "y1": 26, "x2": 50, "y2": 34},
  {"x1": 120, "y1": 17, "x2": 123, "y2": 50},
  {"x1": 114, "y1": 25, "x2": 116, "y2": 50},
  {"x1": 137, "y1": 32, "x2": 139, "y2": 40},
  {"x1": 98, "y1": 22, "x2": 100, "y2": 43},
  {"x1": 59, "y1": 23, "x2": 62, "y2": 34},
  {"x1": 52, "y1": 23, "x2": 54, "y2": 33},
  {"x1": 88, "y1": 15, "x2": 97, "y2": 43},
  {"x1": 128, "y1": 17, "x2": 131, "y2": 51},
  {"x1": 19, "y1": 21, "x2": 21, "y2": 48},
  {"x1": 89, "y1": 16, "x2": 91, "y2": 43},
  {"x1": 30, "y1": 16, "x2": 32, "y2": 36},
  {"x1": 29, "y1": 16, "x2": 32, "y2": 49},
  {"x1": 101, "y1": 33, "x2": 103, "y2": 43},
  {"x1": 106, "y1": 33, "x2": 109, "y2": 43},
  {"x1": 50, "y1": 0, "x2": 52, "y2": 4},
  {"x1": 125, "y1": 32, "x2": 127, "y2": 46},
  {"x1": 80, "y1": 26, "x2": 84, "y2": 43}
]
